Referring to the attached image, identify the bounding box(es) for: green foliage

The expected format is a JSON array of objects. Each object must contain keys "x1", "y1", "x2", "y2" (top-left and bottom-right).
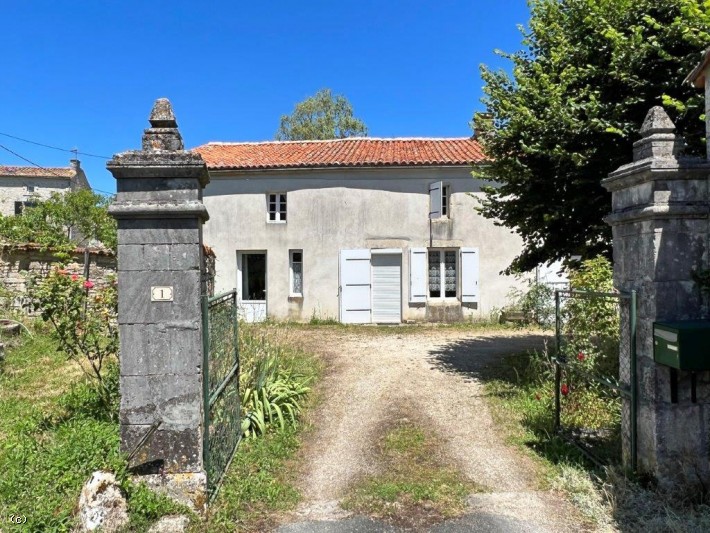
[
  {"x1": 276, "y1": 88, "x2": 368, "y2": 140},
  {"x1": 0, "y1": 332, "x2": 193, "y2": 532},
  {"x1": 562, "y1": 257, "x2": 619, "y2": 377},
  {"x1": 506, "y1": 278, "x2": 556, "y2": 329},
  {"x1": 239, "y1": 326, "x2": 312, "y2": 437},
  {"x1": 207, "y1": 425, "x2": 302, "y2": 531},
  {"x1": 0, "y1": 189, "x2": 116, "y2": 256},
  {"x1": 28, "y1": 267, "x2": 119, "y2": 412},
  {"x1": 342, "y1": 421, "x2": 476, "y2": 523},
  {"x1": 476, "y1": 0, "x2": 710, "y2": 273}
]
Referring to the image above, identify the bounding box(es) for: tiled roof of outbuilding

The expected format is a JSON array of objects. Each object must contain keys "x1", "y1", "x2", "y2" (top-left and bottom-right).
[
  {"x1": 193, "y1": 137, "x2": 485, "y2": 171},
  {"x1": 0, "y1": 165, "x2": 76, "y2": 179}
]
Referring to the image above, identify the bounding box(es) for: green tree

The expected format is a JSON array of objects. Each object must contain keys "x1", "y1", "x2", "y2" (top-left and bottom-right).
[
  {"x1": 475, "y1": 0, "x2": 709, "y2": 273},
  {"x1": 276, "y1": 88, "x2": 368, "y2": 140},
  {"x1": 0, "y1": 189, "x2": 117, "y2": 253}
]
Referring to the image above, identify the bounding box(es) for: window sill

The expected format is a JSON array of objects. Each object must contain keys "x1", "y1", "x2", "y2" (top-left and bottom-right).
[
  {"x1": 267, "y1": 220, "x2": 287, "y2": 224},
  {"x1": 288, "y1": 295, "x2": 303, "y2": 302}
]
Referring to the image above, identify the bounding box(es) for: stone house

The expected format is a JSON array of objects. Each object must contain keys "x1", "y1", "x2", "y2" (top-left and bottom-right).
[
  {"x1": 194, "y1": 137, "x2": 526, "y2": 323},
  {"x1": 0, "y1": 159, "x2": 91, "y2": 216}
]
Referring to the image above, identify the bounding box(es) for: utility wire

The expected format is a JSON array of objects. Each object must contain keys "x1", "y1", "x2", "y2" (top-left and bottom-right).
[
  {"x1": 0, "y1": 143, "x2": 115, "y2": 196},
  {"x1": 0, "y1": 131, "x2": 110, "y2": 159}
]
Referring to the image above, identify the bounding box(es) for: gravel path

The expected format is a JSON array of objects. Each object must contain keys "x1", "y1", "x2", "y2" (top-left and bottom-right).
[{"x1": 277, "y1": 328, "x2": 585, "y2": 532}]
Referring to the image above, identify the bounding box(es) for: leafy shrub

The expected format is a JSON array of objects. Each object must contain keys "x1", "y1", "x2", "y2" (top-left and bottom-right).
[
  {"x1": 505, "y1": 278, "x2": 556, "y2": 329},
  {"x1": 28, "y1": 266, "x2": 118, "y2": 411}
]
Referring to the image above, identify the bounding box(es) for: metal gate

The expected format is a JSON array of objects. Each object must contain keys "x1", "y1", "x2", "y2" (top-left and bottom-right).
[
  {"x1": 553, "y1": 289, "x2": 637, "y2": 469},
  {"x1": 202, "y1": 289, "x2": 241, "y2": 499}
]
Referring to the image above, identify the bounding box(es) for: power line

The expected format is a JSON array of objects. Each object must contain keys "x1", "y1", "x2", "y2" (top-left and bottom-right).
[
  {"x1": 0, "y1": 143, "x2": 115, "y2": 196},
  {"x1": 0, "y1": 131, "x2": 110, "y2": 159}
]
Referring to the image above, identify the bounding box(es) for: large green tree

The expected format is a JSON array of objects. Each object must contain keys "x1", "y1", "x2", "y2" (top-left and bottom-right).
[
  {"x1": 276, "y1": 88, "x2": 368, "y2": 140},
  {"x1": 475, "y1": 0, "x2": 709, "y2": 273}
]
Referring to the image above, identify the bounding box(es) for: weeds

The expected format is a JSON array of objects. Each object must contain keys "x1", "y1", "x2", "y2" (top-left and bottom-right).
[{"x1": 342, "y1": 416, "x2": 478, "y2": 528}]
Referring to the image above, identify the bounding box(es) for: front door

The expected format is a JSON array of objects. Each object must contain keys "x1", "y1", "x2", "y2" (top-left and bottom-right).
[{"x1": 238, "y1": 252, "x2": 267, "y2": 322}]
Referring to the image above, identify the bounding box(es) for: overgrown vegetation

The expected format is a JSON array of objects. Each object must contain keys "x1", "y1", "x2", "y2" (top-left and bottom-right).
[
  {"x1": 0, "y1": 189, "x2": 117, "y2": 255},
  {"x1": 342, "y1": 415, "x2": 477, "y2": 529},
  {"x1": 483, "y1": 256, "x2": 710, "y2": 530},
  {"x1": 0, "y1": 327, "x2": 192, "y2": 531},
  {"x1": 28, "y1": 266, "x2": 118, "y2": 412},
  {"x1": 240, "y1": 324, "x2": 314, "y2": 437},
  {"x1": 206, "y1": 323, "x2": 322, "y2": 531}
]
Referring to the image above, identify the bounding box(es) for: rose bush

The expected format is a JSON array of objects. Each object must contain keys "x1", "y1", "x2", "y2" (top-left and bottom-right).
[{"x1": 28, "y1": 266, "x2": 118, "y2": 410}]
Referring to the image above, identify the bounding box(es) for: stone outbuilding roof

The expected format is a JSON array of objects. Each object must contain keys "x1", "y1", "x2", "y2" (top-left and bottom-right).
[
  {"x1": 684, "y1": 46, "x2": 710, "y2": 88},
  {"x1": 193, "y1": 137, "x2": 486, "y2": 171}
]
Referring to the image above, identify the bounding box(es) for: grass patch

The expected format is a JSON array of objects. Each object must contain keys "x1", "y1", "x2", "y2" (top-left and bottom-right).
[
  {"x1": 203, "y1": 322, "x2": 323, "y2": 532},
  {"x1": 483, "y1": 348, "x2": 710, "y2": 531},
  {"x1": 0, "y1": 325, "x2": 193, "y2": 532},
  {"x1": 342, "y1": 417, "x2": 479, "y2": 529}
]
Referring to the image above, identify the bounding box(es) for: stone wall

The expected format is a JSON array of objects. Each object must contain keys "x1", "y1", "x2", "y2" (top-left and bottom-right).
[{"x1": 0, "y1": 244, "x2": 116, "y2": 310}]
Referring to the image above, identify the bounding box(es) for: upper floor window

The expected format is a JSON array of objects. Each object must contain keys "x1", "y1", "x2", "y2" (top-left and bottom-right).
[
  {"x1": 26, "y1": 185, "x2": 35, "y2": 193},
  {"x1": 268, "y1": 193, "x2": 287, "y2": 222},
  {"x1": 429, "y1": 182, "x2": 450, "y2": 219}
]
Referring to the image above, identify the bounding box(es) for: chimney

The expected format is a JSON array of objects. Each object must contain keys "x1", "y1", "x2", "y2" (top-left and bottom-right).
[
  {"x1": 70, "y1": 159, "x2": 81, "y2": 171},
  {"x1": 684, "y1": 47, "x2": 710, "y2": 159}
]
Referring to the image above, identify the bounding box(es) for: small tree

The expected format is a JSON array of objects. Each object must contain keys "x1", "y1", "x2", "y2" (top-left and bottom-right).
[
  {"x1": 276, "y1": 88, "x2": 368, "y2": 140},
  {"x1": 0, "y1": 189, "x2": 117, "y2": 254}
]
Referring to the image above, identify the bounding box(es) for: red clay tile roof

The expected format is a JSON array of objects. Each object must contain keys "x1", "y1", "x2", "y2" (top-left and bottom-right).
[
  {"x1": 193, "y1": 138, "x2": 485, "y2": 171},
  {"x1": 0, "y1": 165, "x2": 76, "y2": 179}
]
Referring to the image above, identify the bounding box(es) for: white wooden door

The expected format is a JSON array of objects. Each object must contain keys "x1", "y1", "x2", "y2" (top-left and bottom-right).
[
  {"x1": 339, "y1": 249, "x2": 371, "y2": 324},
  {"x1": 238, "y1": 252, "x2": 267, "y2": 322},
  {"x1": 372, "y1": 253, "x2": 402, "y2": 323}
]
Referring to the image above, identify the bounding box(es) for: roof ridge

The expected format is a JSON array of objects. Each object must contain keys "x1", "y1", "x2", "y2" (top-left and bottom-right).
[{"x1": 200, "y1": 137, "x2": 474, "y2": 146}]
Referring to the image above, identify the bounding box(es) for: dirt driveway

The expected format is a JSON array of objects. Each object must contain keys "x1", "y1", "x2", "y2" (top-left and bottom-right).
[{"x1": 275, "y1": 327, "x2": 586, "y2": 532}]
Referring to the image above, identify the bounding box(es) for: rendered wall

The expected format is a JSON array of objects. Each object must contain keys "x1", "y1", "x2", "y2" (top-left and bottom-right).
[{"x1": 203, "y1": 166, "x2": 525, "y2": 322}]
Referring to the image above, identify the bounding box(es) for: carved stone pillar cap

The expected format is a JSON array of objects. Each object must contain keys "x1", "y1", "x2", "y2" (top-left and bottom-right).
[
  {"x1": 639, "y1": 106, "x2": 675, "y2": 137},
  {"x1": 142, "y1": 98, "x2": 184, "y2": 152},
  {"x1": 149, "y1": 98, "x2": 178, "y2": 128}
]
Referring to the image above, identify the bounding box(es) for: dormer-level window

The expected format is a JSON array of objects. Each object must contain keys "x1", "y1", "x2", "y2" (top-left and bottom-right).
[{"x1": 268, "y1": 193, "x2": 286, "y2": 222}]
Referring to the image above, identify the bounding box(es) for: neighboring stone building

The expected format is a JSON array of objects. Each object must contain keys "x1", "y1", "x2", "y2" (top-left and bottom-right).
[
  {"x1": 0, "y1": 159, "x2": 91, "y2": 216},
  {"x1": 194, "y1": 138, "x2": 527, "y2": 323}
]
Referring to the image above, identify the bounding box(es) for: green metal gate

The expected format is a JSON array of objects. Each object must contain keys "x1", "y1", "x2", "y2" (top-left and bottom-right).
[
  {"x1": 202, "y1": 289, "x2": 241, "y2": 499},
  {"x1": 553, "y1": 289, "x2": 637, "y2": 469}
]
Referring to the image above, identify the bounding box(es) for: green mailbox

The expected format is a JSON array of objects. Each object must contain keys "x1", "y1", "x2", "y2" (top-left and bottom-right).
[{"x1": 653, "y1": 320, "x2": 710, "y2": 371}]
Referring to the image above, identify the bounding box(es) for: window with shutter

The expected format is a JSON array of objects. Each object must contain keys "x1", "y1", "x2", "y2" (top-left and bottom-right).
[
  {"x1": 460, "y1": 248, "x2": 480, "y2": 303},
  {"x1": 409, "y1": 248, "x2": 427, "y2": 303}
]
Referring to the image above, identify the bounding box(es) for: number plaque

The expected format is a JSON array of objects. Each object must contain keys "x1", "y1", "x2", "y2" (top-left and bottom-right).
[{"x1": 151, "y1": 286, "x2": 174, "y2": 302}]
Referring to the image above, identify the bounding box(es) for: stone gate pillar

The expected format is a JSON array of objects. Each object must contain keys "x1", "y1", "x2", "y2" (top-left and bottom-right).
[
  {"x1": 603, "y1": 104, "x2": 710, "y2": 487},
  {"x1": 107, "y1": 98, "x2": 210, "y2": 509}
]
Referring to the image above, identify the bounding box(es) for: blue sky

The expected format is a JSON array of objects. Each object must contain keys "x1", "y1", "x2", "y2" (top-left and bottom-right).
[{"x1": 0, "y1": 1, "x2": 530, "y2": 194}]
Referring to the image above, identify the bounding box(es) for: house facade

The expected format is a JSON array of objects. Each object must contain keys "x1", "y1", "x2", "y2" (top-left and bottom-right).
[
  {"x1": 195, "y1": 138, "x2": 526, "y2": 323},
  {"x1": 0, "y1": 159, "x2": 91, "y2": 216}
]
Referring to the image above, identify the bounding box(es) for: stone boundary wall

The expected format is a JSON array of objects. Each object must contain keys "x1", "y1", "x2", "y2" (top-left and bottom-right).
[{"x1": 0, "y1": 243, "x2": 217, "y2": 310}]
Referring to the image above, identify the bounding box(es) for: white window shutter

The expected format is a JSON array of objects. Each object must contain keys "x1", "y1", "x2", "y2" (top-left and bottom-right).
[
  {"x1": 429, "y1": 182, "x2": 442, "y2": 219},
  {"x1": 409, "y1": 248, "x2": 427, "y2": 303},
  {"x1": 460, "y1": 248, "x2": 479, "y2": 303}
]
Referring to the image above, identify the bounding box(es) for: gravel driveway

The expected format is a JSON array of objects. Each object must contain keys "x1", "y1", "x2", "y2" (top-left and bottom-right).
[{"x1": 275, "y1": 327, "x2": 586, "y2": 532}]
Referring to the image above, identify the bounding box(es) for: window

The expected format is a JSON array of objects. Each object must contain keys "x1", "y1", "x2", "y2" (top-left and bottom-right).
[
  {"x1": 268, "y1": 193, "x2": 287, "y2": 222},
  {"x1": 441, "y1": 185, "x2": 450, "y2": 217},
  {"x1": 26, "y1": 185, "x2": 35, "y2": 193},
  {"x1": 428, "y1": 249, "x2": 457, "y2": 298},
  {"x1": 14, "y1": 201, "x2": 37, "y2": 216},
  {"x1": 429, "y1": 182, "x2": 451, "y2": 219},
  {"x1": 289, "y1": 250, "x2": 303, "y2": 296}
]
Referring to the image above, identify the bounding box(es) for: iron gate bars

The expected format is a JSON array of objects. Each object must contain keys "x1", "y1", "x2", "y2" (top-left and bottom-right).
[
  {"x1": 202, "y1": 289, "x2": 241, "y2": 500},
  {"x1": 553, "y1": 289, "x2": 637, "y2": 470}
]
